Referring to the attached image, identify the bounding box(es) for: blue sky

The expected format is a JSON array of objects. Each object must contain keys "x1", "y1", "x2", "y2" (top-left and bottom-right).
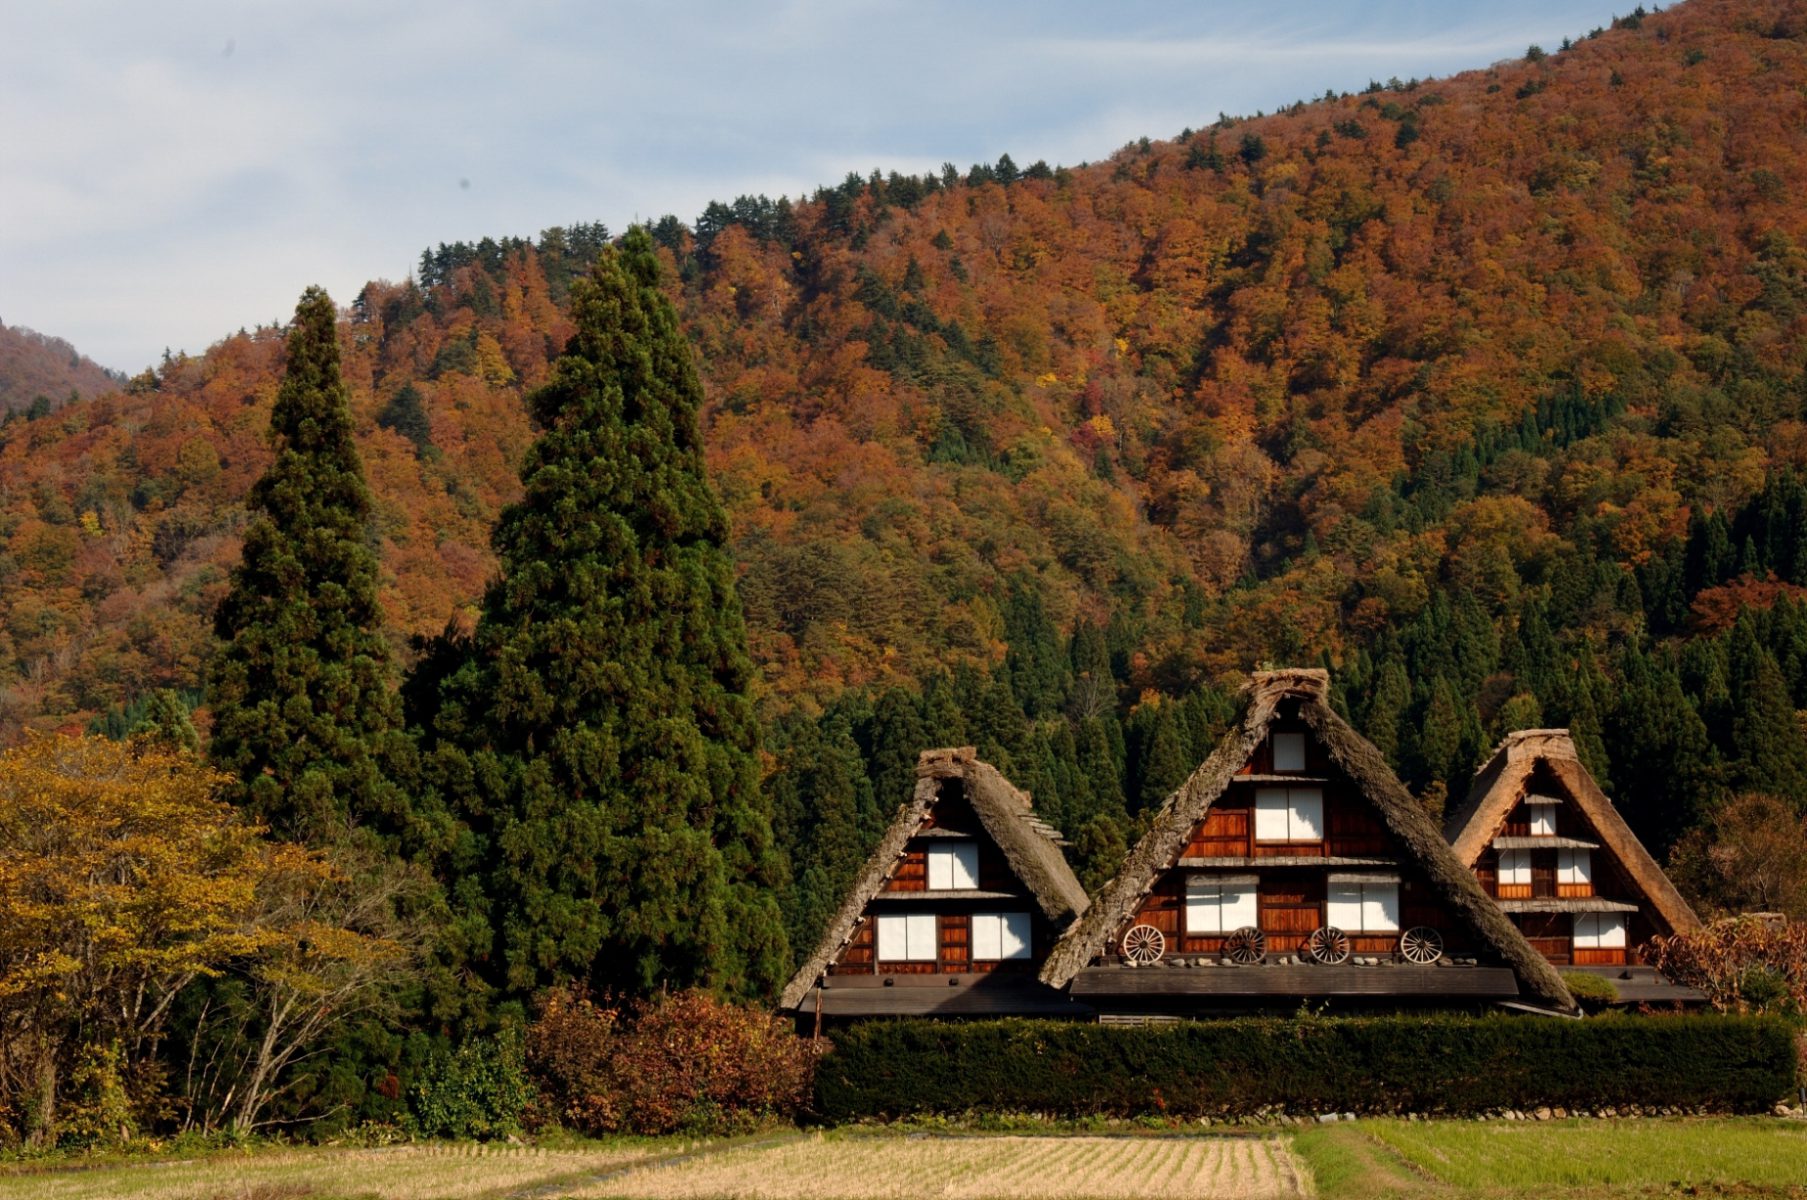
[{"x1": 2, "y1": 1, "x2": 1632, "y2": 374}]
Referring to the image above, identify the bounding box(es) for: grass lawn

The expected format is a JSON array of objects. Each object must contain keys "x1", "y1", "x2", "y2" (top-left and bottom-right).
[{"x1": 1294, "y1": 1117, "x2": 1807, "y2": 1199}]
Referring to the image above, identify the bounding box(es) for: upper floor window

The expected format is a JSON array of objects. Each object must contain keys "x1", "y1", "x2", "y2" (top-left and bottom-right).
[
  {"x1": 1326, "y1": 875, "x2": 1401, "y2": 932},
  {"x1": 1254, "y1": 786, "x2": 1323, "y2": 842},
  {"x1": 875, "y1": 912, "x2": 938, "y2": 961},
  {"x1": 1185, "y1": 875, "x2": 1258, "y2": 934},
  {"x1": 927, "y1": 843, "x2": 979, "y2": 890},
  {"x1": 1529, "y1": 807, "x2": 1557, "y2": 837},
  {"x1": 1498, "y1": 848, "x2": 1532, "y2": 888},
  {"x1": 1271, "y1": 731, "x2": 1308, "y2": 772},
  {"x1": 971, "y1": 911, "x2": 1032, "y2": 960},
  {"x1": 1557, "y1": 848, "x2": 1592, "y2": 887}
]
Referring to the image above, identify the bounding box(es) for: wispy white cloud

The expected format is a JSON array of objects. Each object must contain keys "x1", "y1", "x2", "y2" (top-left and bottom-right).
[{"x1": 0, "y1": 0, "x2": 1624, "y2": 372}]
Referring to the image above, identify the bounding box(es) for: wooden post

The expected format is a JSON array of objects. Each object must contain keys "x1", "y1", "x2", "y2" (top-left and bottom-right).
[{"x1": 812, "y1": 978, "x2": 824, "y2": 1042}]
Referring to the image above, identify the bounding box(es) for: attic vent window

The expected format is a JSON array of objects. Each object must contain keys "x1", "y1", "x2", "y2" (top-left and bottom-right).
[
  {"x1": 1529, "y1": 807, "x2": 1557, "y2": 837},
  {"x1": 1272, "y1": 732, "x2": 1307, "y2": 772},
  {"x1": 1254, "y1": 786, "x2": 1324, "y2": 842},
  {"x1": 927, "y1": 844, "x2": 980, "y2": 890}
]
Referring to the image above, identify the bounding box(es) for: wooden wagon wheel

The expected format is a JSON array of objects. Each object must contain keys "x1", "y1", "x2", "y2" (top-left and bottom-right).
[
  {"x1": 1223, "y1": 925, "x2": 1266, "y2": 965},
  {"x1": 1305, "y1": 926, "x2": 1352, "y2": 965},
  {"x1": 1399, "y1": 926, "x2": 1444, "y2": 965},
  {"x1": 1121, "y1": 923, "x2": 1166, "y2": 964}
]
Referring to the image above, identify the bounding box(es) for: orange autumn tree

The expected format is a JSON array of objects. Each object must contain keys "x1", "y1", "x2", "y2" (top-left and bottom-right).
[{"x1": 0, "y1": 735, "x2": 406, "y2": 1145}]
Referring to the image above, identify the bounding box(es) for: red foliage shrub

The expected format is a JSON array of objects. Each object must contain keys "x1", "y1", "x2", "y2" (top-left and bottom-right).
[{"x1": 527, "y1": 988, "x2": 823, "y2": 1135}]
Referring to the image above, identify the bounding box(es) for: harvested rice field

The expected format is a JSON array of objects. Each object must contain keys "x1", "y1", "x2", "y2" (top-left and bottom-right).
[
  {"x1": 0, "y1": 1142, "x2": 662, "y2": 1200},
  {"x1": 0, "y1": 1133, "x2": 1307, "y2": 1200},
  {"x1": 580, "y1": 1133, "x2": 1306, "y2": 1200}
]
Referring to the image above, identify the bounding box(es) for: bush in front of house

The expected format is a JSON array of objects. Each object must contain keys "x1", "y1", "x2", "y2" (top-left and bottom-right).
[
  {"x1": 815, "y1": 1013, "x2": 1798, "y2": 1121},
  {"x1": 529, "y1": 989, "x2": 823, "y2": 1135}
]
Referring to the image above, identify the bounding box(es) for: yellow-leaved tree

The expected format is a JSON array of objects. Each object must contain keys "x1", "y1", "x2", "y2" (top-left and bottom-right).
[{"x1": 0, "y1": 735, "x2": 412, "y2": 1145}]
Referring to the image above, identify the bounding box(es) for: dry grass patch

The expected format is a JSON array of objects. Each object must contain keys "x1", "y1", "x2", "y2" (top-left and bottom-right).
[
  {"x1": 0, "y1": 1143, "x2": 660, "y2": 1200},
  {"x1": 577, "y1": 1133, "x2": 1307, "y2": 1200}
]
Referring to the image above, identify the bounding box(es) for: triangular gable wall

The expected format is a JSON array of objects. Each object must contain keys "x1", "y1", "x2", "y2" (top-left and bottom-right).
[
  {"x1": 777, "y1": 747, "x2": 1088, "y2": 1010},
  {"x1": 1447, "y1": 729, "x2": 1701, "y2": 940},
  {"x1": 1040, "y1": 670, "x2": 1575, "y2": 1012}
]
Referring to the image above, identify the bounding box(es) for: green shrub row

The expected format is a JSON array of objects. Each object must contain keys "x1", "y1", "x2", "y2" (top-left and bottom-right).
[{"x1": 814, "y1": 1014, "x2": 1799, "y2": 1120}]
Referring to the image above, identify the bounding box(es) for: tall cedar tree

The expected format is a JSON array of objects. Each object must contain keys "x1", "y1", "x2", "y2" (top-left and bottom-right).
[
  {"x1": 208, "y1": 287, "x2": 409, "y2": 846},
  {"x1": 436, "y1": 230, "x2": 786, "y2": 999}
]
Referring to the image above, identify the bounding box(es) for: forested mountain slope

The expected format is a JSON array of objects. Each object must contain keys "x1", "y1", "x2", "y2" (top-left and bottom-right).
[
  {"x1": 0, "y1": 321, "x2": 123, "y2": 414},
  {"x1": 5, "y1": 0, "x2": 1807, "y2": 908}
]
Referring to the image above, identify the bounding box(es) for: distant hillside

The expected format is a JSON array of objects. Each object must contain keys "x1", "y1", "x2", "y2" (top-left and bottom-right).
[
  {"x1": 0, "y1": 321, "x2": 124, "y2": 414},
  {"x1": 3, "y1": 0, "x2": 1807, "y2": 828}
]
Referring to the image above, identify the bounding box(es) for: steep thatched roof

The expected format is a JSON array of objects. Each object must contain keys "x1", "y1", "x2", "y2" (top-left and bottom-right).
[
  {"x1": 777, "y1": 747, "x2": 1089, "y2": 1011},
  {"x1": 1447, "y1": 729, "x2": 1702, "y2": 938},
  {"x1": 1038, "y1": 669, "x2": 1576, "y2": 1012}
]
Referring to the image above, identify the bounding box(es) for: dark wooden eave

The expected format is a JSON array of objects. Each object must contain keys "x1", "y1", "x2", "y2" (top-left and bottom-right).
[
  {"x1": 801, "y1": 973, "x2": 1090, "y2": 1018},
  {"x1": 1068, "y1": 963, "x2": 1522, "y2": 1000}
]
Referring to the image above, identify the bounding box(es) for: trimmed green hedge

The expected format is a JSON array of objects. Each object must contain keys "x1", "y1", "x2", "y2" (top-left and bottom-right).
[{"x1": 815, "y1": 1014, "x2": 1798, "y2": 1120}]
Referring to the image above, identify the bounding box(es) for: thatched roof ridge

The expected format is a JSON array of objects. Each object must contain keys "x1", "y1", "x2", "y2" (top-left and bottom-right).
[
  {"x1": 1447, "y1": 729, "x2": 1701, "y2": 938},
  {"x1": 776, "y1": 747, "x2": 1088, "y2": 1011},
  {"x1": 1039, "y1": 670, "x2": 1577, "y2": 1013}
]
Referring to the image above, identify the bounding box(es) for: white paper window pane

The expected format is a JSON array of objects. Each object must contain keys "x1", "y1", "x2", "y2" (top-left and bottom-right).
[
  {"x1": 1573, "y1": 914, "x2": 1598, "y2": 948},
  {"x1": 1272, "y1": 732, "x2": 1307, "y2": 772},
  {"x1": 927, "y1": 844, "x2": 979, "y2": 890},
  {"x1": 1499, "y1": 850, "x2": 1530, "y2": 886},
  {"x1": 999, "y1": 911, "x2": 1032, "y2": 959},
  {"x1": 1327, "y1": 883, "x2": 1363, "y2": 929},
  {"x1": 1558, "y1": 849, "x2": 1592, "y2": 886},
  {"x1": 950, "y1": 843, "x2": 979, "y2": 888},
  {"x1": 1530, "y1": 809, "x2": 1557, "y2": 837},
  {"x1": 1363, "y1": 883, "x2": 1401, "y2": 932},
  {"x1": 972, "y1": 912, "x2": 1033, "y2": 959},
  {"x1": 1254, "y1": 788, "x2": 1291, "y2": 841},
  {"x1": 1597, "y1": 914, "x2": 1626, "y2": 948},
  {"x1": 1224, "y1": 883, "x2": 1258, "y2": 930},
  {"x1": 877, "y1": 914, "x2": 907, "y2": 960},
  {"x1": 972, "y1": 914, "x2": 1001, "y2": 960},
  {"x1": 1288, "y1": 788, "x2": 1324, "y2": 841},
  {"x1": 1185, "y1": 879, "x2": 1223, "y2": 934},
  {"x1": 905, "y1": 912, "x2": 938, "y2": 960}
]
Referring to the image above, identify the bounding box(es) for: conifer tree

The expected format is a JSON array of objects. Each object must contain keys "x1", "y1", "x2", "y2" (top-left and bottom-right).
[
  {"x1": 208, "y1": 286, "x2": 409, "y2": 846},
  {"x1": 1726, "y1": 616, "x2": 1807, "y2": 806},
  {"x1": 427, "y1": 231, "x2": 785, "y2": 998}
]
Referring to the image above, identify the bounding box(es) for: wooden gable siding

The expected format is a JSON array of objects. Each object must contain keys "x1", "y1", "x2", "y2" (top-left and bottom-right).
[
  {"x1": 881, "y1": 840, "x2": 1017, "y2": 893},
  {"x1": 829, "y1": 912, "x2": 1044, "y2": 976},
  {"x1": 828, "y1": 780, "x2": 1046, "y2": 977},
  {"x1": 1182, "y1": 787, "x2": 1388, "y2": 859},
  {"x1": 1126, "y1": 868, "x2": 1466, "y2": 956},
  {"x1": 1237, "y1": 722, "x2": 1327, "y2": 776},
  {"x1": 1122, "y1": 719, "x2": 1469, "y2": 960}
]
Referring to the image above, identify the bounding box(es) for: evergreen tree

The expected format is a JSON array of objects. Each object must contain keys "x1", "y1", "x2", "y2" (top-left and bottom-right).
[
  {"x1": 1129, "y1": 700, "x2": 1190, "y2": 814},
  {"x1": 425, "y1": 231, "x2": 786, "y2": 998},
  {"x1": 207, "y1": 286, "x2": 410, "y2": 846},
  {"x1": 1726, "y1": 615, "x2": 1807, "y2": 806},
  {"x1": 999, "y1": 579, "x2": 1069, "y2": 717},
  {"x1": 377, "y1": 383, "x2": 432, "y2": 457},
  {"x1": 770, "y1": 710, "x2": 875, "y2": 963},
  {"x1": 1567, "y1": 641, "x2": 1614, "y2": 795},
  {"x1": 865, "y1": 687, "x2": 931, "y2": 813},
  {"x1": 1363, "y1": 658, "x2": 1411, "y2": 766},
  {"x1": 132, "y1": 688, "x2": 201, "y2": 753},
  {"x1": 1607, "y1": 646, "x2": 1721, "y2": 853}
]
